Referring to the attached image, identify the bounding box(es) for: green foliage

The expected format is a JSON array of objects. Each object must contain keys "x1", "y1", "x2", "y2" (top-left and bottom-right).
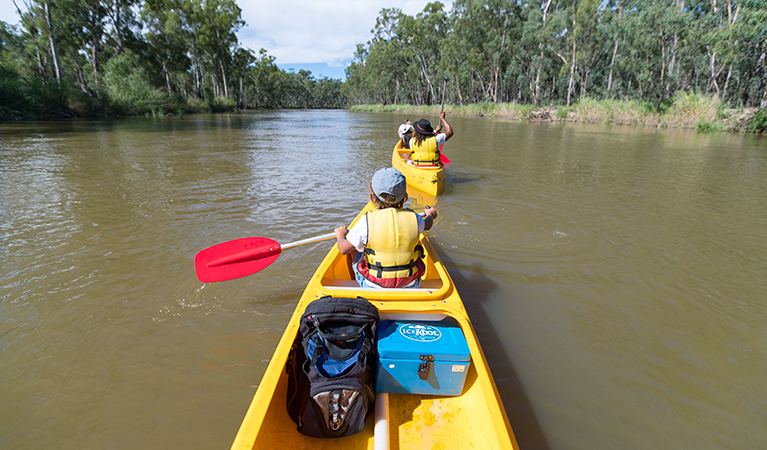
[
  {"x1": 2, "y1": 0, "x2": 345, "y2": 121},
  {"x1": 346, "y1": 0, "x2": 767, "y2": 113},
  {"x1": 747, "y1": 109, "x2": 767, "y2": 133},
  {"x1": 0, "y1": 59, "x2": 34, "y2": 120},
  {"x1": 670, "y1": 92, "x2": 719, "y2": 118},
  {"x1": 103, "y1": 50, "x2": 176, "y2": 116},
  {"x1": 696, "y1": 121, "x2": 724, "y2": 132},
  {"x1": 209, "y1": 96, "x2": 236, "y2": 113},
  {"x1": 183, "y1": 97, "x2": 211, "y2": 114}
]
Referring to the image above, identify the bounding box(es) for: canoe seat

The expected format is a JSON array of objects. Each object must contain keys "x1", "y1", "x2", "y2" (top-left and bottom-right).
[
  {"x1": 406, "y1": 160, "x2": 440, "y2": 168},
  {"x1": 322, "y1": 278, "x2": 443, "y2": 290}
]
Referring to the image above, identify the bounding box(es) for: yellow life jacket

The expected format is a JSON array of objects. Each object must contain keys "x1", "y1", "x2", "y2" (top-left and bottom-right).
[
  {"x1": 356, "y1": 208, "x2": 425, "y2": 288},
  {"x1": 409, "y1": 136, "x2": 441, "y2": 166}
]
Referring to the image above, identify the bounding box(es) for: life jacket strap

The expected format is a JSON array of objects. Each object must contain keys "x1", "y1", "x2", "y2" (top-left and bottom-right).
[
  {"x1": 411, "y1": 157, "x2": 441, "y2": 165},
  {"x1": 368, "y1": 259, "x2": 418, "y2": 278}
]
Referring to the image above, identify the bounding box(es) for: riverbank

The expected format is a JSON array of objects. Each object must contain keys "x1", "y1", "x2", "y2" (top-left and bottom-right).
[{"x1": 350, "y1": 93, "x2": 767, "y2": 134}]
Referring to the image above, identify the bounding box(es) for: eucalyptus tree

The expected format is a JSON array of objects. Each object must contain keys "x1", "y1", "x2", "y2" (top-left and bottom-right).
[
  {"x1": 517, "y1": 0, "x2": 558, "y2": 105},
  {"x1": 190, "y1": 0, "x2": 243, "y2": 98},
  {"x1": 345, "y1": 3, "x2": 450, "y2": 106},
  {"x1": 398, "y1": 2, "x2": 450, "y2": 105},
  {"x1": 368, "y1": 7, "x2": 409, "y2": 104},
  {"x1": 248, "y1": 48, "x2": 282, "y2": 109},
  {"x1": 343, "y1": 45, "x2": 372, "y2": 104},
  {"x1": 230, "y1": 46, "x2": 256, "y2": 108},
  {"x1": 16, "y1": 0, "x2": 65, "y2": 81},
  {"x1": 142, "y1": 1, "x2": 191, "y2": 96},
  {"x1": 726, "y1": 0, "x2": 767, "y2": 106},
  {"x1": 448, "y1": 0, "x2": 522, "y2": 103}
]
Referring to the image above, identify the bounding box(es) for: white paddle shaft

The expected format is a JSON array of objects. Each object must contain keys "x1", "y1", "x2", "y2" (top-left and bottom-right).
[
  {"x1": 374, "y1": 392, "x2": 389, "y2": 450},
  {"x1": 280, "y1": 233, "x2": 336, "y2": 251}
]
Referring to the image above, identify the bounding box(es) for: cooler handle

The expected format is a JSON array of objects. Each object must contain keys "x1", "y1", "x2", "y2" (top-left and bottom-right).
[{"x1": 418, "y1": 355, "x2": 435, "y2": 380}]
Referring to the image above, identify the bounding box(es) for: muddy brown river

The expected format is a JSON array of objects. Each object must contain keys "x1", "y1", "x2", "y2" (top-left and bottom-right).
[{"x1": 1, "y1": 111, "x2": 766, "y2": 449}]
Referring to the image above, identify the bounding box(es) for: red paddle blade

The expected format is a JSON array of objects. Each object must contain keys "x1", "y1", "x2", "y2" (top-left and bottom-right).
[
  {"x1": 195, "y1": 237, "x2": 282, "y2": 283},
  {"x1": 440, "y1": 153, "x2": 452, "y2": 165}
]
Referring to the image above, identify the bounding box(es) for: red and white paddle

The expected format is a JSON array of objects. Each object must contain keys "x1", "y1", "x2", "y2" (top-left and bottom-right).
[{"x1": 194, "y1": 233, "x2": 335, "y2": 283}]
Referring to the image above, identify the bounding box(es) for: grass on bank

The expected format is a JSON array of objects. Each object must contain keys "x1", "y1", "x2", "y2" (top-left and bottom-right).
[{"x1": 351, "y1": 92, "x2": 763, "y2": 133}]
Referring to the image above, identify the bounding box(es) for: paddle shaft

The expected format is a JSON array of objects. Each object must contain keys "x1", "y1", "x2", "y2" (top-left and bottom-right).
[
  {"x1": 374, "y1": 392, "x2": 390, "y2": 450},
  {"x1": 281, "y1": 232, "x2": 336, "y2": 251},
  {"x1": 440, "y1": 76, "x2": 448, "y2": 114},
  {"x1": 438, "y1": 76, "x2": 451, "y2": 165}
]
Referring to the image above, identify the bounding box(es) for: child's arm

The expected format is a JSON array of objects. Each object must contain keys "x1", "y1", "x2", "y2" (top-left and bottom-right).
[
  {"x1": 422, "y1": 206, "x2": 438, "y2": 231},
  {"x1": 334, "y1": 226, "x2": 357, "y2": 255}
]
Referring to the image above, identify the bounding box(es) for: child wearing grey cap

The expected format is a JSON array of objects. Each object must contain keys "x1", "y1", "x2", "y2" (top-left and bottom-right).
[{"x1": 334, "y1": 168, "x2": 437, "y2": 288}]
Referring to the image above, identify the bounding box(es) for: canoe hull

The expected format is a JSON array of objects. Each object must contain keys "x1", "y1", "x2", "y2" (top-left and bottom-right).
[
  {"x1": 392, "y1": 142, "x2": 446, "y2": 196},
  {"x1": 230, "y1": 203, "x2": 517, "y2": 450}
]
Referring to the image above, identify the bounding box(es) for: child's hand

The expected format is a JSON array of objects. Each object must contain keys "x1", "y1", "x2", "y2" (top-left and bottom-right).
[
  {"x1": 424, "y1": 206, "x2": 437, "y2": 219},
  {"x1": 334, "y1": 226, "x2": 348, "y2": 238}
]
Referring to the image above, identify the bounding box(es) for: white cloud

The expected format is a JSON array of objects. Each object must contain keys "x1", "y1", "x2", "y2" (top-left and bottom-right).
[
  {"x1": 237, "y1": 0, "x2": 445, "y2": 65},
  {"x1": 1, "y1": 0, "x2": 452, "y2": 66}
]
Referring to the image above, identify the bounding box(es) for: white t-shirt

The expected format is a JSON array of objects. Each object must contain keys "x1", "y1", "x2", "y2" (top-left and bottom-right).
[
  {"x1": 398, "y1": 123, "x2": 414, "y2": 139},
  {"x1": 346, "y1": 211, "x2": 426, "y2": 253}
]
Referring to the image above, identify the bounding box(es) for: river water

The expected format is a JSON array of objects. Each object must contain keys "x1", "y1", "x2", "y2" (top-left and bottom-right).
[{"x1": 1, "y1": 111, "x2": 766, "y2": 449}]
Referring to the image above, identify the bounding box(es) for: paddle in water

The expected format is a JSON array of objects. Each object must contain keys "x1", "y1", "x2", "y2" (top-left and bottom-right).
[
  {"x1": 438, "y1": 76, "x2": 452, "y2": 166},
  {"x1": 195, "y1": 233, "x2": 336, "y2": 282}
]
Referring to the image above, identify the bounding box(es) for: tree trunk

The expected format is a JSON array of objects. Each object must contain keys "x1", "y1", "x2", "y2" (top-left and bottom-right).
[
  {"x1": 220, "y1": 56, "x2": 229, "y2": 97},
  {"x1": 721, "y1": 63, "x2": 732, "y2": 104},
  {"x1": 413, "y1": 51, "x2": 435, "y2": 104},
  {"x1": 88, "y1": 0, "x2": 102, "y2": 86},
  {"x1": 114, "y1": 0, "x2": 124, "y2": 54},
  {"x1": 44, "y1": 2, "x2": 62, "y2": 81},
  {"x1": 68, "y1": 48, "x2": 89, "y2": 93},
  {"x1": 162, "y1": 60, "x2": 172, "y2": 96},
  {"x1": 567, "y1": 40, "x2": 576, "y2": 107},
  {"x1": 607, "y1": 1, "x2": 622, "y2": 95},
  {"x1": 608, "y1": 40, "x2": 618, "y2": 94},
  {"x1": 657, "y1": 25, "x2": 666, "y2": 110},
  {"x1": 534, "y1": 0, "x2": 553, "y2": 106},
  {"x1": 708, "y1": 52, "x2": 720, "y2": 96},
  {"x1": 493, "y1": 14, "x2": 509, "y2": 103}
]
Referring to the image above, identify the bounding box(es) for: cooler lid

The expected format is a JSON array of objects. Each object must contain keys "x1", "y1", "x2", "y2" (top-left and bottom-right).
[{"x1": 377, "y1": 320, "x2": 471, "y2": 362}]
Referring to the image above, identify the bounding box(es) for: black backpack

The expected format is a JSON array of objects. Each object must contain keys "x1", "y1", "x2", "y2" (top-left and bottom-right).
[{"x1": 286, "y1": 296, "x2": 379, "y2": 438}]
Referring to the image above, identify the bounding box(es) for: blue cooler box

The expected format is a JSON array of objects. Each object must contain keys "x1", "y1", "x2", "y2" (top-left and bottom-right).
[{"x1": 375, "y1": 319, "x2": 471, "y2": 396}]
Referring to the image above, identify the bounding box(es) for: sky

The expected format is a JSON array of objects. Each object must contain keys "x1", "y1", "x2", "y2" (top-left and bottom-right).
[{"x1": 1, "y1": 0, "x2": 453, "y2": 81}]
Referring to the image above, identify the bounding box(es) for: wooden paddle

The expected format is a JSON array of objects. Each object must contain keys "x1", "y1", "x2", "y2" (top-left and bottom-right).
[
  {"x1": 438, "y1": 76, "x2": 452, "y2": 165},
  {"x1": 195, "y1": 233, "x2": 336, "y2": 282}
]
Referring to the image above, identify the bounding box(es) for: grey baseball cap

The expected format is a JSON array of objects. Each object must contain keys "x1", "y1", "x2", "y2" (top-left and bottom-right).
[{"x1": 371, "y1": 167, "x2": 407, "y2": 203}]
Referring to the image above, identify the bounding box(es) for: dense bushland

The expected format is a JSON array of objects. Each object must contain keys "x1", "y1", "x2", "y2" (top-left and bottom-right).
[{"x1": 0, "y1": 3, "x2": 345, "y2": 120}]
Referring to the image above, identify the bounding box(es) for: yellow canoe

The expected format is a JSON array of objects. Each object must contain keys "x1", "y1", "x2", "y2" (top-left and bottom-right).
[
  {"x1": 392, "y1": 142, "x2": 446, "y2": 196},
  {"x1": 231, "y1": 202, "x2": 518, "y2": 450}
]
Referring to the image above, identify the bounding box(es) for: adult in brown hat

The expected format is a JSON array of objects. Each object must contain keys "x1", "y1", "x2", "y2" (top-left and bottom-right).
[{"x1": 408, "y1": 111, "x2": 453, "y2": 167}]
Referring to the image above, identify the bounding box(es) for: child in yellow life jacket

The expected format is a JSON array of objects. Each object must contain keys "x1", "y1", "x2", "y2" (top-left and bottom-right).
[
  {"x1": 334, "y1": 168, "x2": 437, "y2": 288},
  {"x1": 409, "y1": 111, "x2": 454, "y2": 166}
]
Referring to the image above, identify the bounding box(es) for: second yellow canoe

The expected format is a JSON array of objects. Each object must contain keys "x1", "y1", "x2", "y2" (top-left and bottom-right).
[{"x1": 392, "y1": 142, "x2": 446, "y2": 196}]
